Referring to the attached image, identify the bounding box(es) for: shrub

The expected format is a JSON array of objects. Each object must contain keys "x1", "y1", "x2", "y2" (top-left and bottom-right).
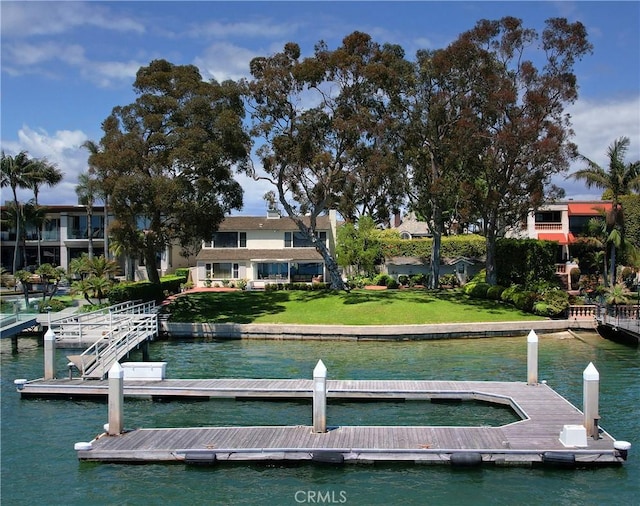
[
  {"x1": 439, "y1": 274, "x2": 459, "y2": 287},
  {"x1": 512, "y1": 291, "x2": 538, "y2": 312},
  {"x1": 486, "y1": 285, "x2": 505, "y2": 300},
  {"x1": 410, "y1": 273, "x2": 427, "y2": 286},
  {"x1": 107, "y1": 281, "x2": 163, "y2": 304},
  {"x1": 500, "y1": 285, "x2": 521, "y2": 304},
  {"x1": 398, "y1": 275, "x2": 409, "y2": 286},
  {"x1": 386, "y1": 277, "x2": 399, "y2": 289},
  {"x1": 466, "y1": 282, "x2": 490, "y2": 299},
  {"x1": 173, "y1": 268, "x2": 190, "y2": 279},
  {"x1": 35, "y1": 298, "x2": 70, "y2": 313},
  {"x1": 533, "y1": 289, "x2": 569, "y2": 317},
  {"x1": 236, "y1": 278, "x2": 248, "y2": 290},
  {"x1": 373, "y1": 273, "x2": 392, "y2": 287}
]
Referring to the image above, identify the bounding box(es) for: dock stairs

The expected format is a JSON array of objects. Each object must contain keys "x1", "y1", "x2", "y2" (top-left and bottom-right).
[{"x1": 53, "y1": 301, "x2": 158, "y2": 380}]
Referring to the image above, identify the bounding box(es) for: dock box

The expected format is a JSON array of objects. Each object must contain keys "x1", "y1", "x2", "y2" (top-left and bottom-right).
[{"x1": 122, "y1": 362, "x2": 167, "y2": 381}]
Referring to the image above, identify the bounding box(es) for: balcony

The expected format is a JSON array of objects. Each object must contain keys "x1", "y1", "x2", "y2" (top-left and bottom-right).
[{"x1": 534, "y1": 223, "x2": 563, "y2": 231}]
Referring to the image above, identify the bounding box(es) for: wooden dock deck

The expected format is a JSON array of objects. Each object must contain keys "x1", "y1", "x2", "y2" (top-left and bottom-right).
[{"x1": 26, "y1": 379, "x2": 624, "y2": 467}]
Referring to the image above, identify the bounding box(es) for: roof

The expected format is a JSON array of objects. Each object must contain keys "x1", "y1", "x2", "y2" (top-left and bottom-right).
[
  {"x1": 197, "y1": 248, "x2": 324, "y2": 262},
  {"x1": 567, "y1": 202, "x2": 612, "y2": 216},
  {"x1": 538, "y1": 233, "x2": 569, "y2": 245},
  {"x1": 218, "y1": 215, "x2": 332, "y2": 232}
]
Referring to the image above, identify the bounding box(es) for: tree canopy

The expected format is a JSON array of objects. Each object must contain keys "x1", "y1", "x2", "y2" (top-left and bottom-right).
[{"x1": 88, "y1": 59, "x2": 250, "y2": 283}]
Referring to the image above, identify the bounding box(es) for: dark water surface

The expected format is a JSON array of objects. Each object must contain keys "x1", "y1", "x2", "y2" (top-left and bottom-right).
[{"x1": 1, "y1": 332, "x2": 638, "y2": 505}]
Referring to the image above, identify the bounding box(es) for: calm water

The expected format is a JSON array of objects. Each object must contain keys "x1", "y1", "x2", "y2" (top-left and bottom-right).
[{"x1": 1, "y1": 332, "x2": 638, "y2": 506}]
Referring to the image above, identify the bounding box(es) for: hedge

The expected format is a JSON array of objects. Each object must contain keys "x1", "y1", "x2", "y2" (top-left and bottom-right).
[
  {"x1": 495, "y1": 238, "x2": 557, "y2": 287},
  {"x1": 380, "y1": 234, "x2": 486, "y2": 259}
]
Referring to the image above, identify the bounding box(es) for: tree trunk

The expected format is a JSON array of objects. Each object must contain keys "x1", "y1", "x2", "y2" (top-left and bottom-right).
[
  {"x1": 104, "y1": 196, "x2": 109, "y2": 259},
  {"x1": 485, "y1": 227, "x2": 497, "y2": 286},
  {"x1": 315, "y1": 237, "x2": 347, "y2": 290},
  {"x1": 87, "y1": 211, "x2": 94, "y2": 259},
  {"x1": 610, "y1": 243, "x2": 616, "y2": 287},
  {"x1": 429, "y1": 205, "x2": 442, "y2": 290},
  {"x1": 144, "y1": 244, "x2": 161, "y2": 285}
]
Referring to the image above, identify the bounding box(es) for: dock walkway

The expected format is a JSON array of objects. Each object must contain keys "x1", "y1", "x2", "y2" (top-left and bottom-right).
[{"x1": 48, "y1": 379, "x2": 625, "y2": 466}]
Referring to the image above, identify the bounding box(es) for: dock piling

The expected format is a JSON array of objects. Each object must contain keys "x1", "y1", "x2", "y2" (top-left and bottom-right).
[
  {"x1": 527, "y1": 330, "x2": 538, "y2": 385},
  {"x1": 313, "y1": 360, "x2": 327, "y2": 433},
  {"x1": 583, "y1": 362, "x2": 600, "y2": 439},
  {"x1": 108, "y1": 362, "x2": 124, "y2": 435},
  {"x1": 44, "y1": 327, "x2": 56, "y2": 380}
]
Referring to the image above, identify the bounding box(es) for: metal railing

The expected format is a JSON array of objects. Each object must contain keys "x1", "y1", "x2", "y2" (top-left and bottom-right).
[{"x1": 75, "y1": 313, "x2": 158, "y2": 379}]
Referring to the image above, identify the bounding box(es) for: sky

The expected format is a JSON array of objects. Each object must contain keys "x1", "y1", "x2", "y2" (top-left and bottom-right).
[{"x1": 1, "y1": 1, "x2": 639, "y2": 216}]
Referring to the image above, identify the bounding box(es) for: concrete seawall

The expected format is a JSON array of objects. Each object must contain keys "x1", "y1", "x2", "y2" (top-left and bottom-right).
[{"x1": 162, "y1": 318, "x2": 598, "y2": 340}]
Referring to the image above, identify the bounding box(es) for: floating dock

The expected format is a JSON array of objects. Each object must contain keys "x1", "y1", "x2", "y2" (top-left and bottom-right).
[{"x1": 31, "y1": 378, "x2": 626, "y2": 467}]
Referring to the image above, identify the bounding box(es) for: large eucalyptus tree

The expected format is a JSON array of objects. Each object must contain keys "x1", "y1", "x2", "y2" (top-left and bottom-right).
[
  {"x1": 454, "y1": 17, "x2": 593, "y2": 285},
  {"x1": 88, "y1": 59, "x2": 249, "y2": 284},
  {"x1": 245, "y1": 32, "x2": 408, "y2": 290}
]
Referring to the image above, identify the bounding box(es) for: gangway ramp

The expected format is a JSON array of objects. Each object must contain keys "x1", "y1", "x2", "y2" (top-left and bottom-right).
[{"x1": 52, "y1": 301, "x2": 158, "y2": 380}]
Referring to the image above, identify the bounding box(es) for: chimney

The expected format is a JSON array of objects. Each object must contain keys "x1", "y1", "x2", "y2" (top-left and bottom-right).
[{"x1": 394, "y1": 212, "x2": 401, "y2": 228}]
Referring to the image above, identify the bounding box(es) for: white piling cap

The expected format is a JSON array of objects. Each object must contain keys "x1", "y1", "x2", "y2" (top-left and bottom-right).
[
  {"x1": 44, "y1": 327, "x2": 56, "y2": 340},
  {"x1": 108, "y1": 361, "x2": 124, "y2": 378},
  {"x1": 527, "y1": 329, "x2": 538, "y2": 343},
  {"x1": 313, "y1": 359, "x2": 327, "y2": 377},
  {"x1": 614, "y1": 441, "x2": 631, "y2": 451},
  {"x1": 583, "y1": 362, "x2": 599, "y2": 381},
  {"x1": 74, "y1": 442, "x2": 92, "y2": 451}
]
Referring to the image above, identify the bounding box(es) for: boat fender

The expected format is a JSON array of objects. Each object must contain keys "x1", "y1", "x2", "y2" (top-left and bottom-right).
[
  {"x1": 542, "y1": 452, "x2": 576, "y2": 468},
  {"x1": 184, "y1": 452, "x2": 217, "y2": 466},
  {"x1": 311, "y1": 451, "x2": 345, "y2": 465},
  {"x1": 450, "y1": 452, "x2": 483, "y2": 467}
]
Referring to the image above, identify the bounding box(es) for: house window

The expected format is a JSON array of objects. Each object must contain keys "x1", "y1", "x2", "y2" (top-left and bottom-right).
[
  {"x1": 206, "y1": 262, "x2": 235, "y2": 278},
  {"x1": 290, "y1": 262, "x2": 323, "y2": 282},
  {"x1": 284, "y1": 231, "x2": 327, "y2": 248},
  {"x1": 69, "y1": 215, "x2": 104, "y2": 239},
  {"x1": 257, "y1": 262, "x2": 288, "y2": 279},
  {"x1": 569, "y1": 216, "x2": 600, "y2": 236},
  {"x1": 534, "y1": 211, "x2": 562, "y2": 223},
  {"x1": 211, "y1": 232, "x2": 246, "y2": 248}
]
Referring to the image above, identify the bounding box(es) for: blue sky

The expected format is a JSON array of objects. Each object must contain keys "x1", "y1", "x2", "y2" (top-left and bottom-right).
[{"x1": 2, "y1": 1, "x2": 639, "y2": 215}]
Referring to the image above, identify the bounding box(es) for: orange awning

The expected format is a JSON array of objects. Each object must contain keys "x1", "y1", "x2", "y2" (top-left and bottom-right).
[
  {"x1": 538, "y1": 233, "x2": 569, "y2": 245},
  {"x1": 568, "y1": 202, "x2": 612, "y2": 216}
]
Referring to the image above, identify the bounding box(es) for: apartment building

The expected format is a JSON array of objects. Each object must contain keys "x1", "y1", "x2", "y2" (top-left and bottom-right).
[{"x1": 0, "y1": 205, "x2": 184, "y2": 278}]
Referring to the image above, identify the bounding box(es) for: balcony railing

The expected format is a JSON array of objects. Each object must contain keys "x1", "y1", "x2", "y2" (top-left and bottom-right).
[{"x1": 534, "y1": 223, "x2": 563, "y2": 231}]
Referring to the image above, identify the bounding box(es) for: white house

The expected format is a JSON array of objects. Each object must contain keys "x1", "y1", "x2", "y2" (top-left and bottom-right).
[{"x1": 194, "y1": 210, "x2": 338, "y2": 289}]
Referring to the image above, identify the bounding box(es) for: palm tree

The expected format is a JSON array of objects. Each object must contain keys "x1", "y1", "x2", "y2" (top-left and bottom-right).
[
  {"x1": 24, "y1": 158, "x2": 63, "y2": 265},
  {"x1": 83, "y1": 140, "x2": 111, "y2": 259},
  {"x1": 75, "y1": 172, "x2": 99, "y2": 259},
  {"x1": 570, "y1": 137, "x2": 640, "y2": 286},
  {"x1": 1, "y1": 151, "x2": 36, "y2": 273}
]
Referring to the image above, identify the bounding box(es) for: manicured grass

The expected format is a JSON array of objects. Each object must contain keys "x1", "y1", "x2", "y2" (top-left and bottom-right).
[{"x1": 163, "y1": 289, "x2": 544, "y2": 325}]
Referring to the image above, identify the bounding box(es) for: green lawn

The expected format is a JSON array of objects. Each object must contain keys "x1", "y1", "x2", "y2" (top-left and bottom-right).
[{"x1": 163, "y1": 289, "x2": 544, "y2": 325}]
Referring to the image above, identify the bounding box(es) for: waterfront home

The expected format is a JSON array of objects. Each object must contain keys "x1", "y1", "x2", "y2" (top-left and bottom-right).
[{"x1": 194, "y1": 210, "x2": 338, "y2": 289}]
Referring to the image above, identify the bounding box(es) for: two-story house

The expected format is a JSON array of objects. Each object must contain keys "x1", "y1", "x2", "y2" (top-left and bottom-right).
[
  {"x1": 194, "y1": 210, "x2": 338, "y2": 289},
  {"x1": 521, "y1": 200, "x2": 613, "y2": 260},
  {"x1": 510, "y1": 200, "x2": 613, "y2": 290}
]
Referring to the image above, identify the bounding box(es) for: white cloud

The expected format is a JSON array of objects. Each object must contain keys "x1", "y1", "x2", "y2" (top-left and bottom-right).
[
  {"x1": 0, "y1": 1, "x2": 145, "y2": 38},
  {"x1": 188, "y1": 19, "x2": 297, "y2": 40},
  {"x1": 83, "y1": 60, "x2": 143, "y2": 88},
  {"x1": 1, "y1": 126, "x2": 89, "y2": 206},
  {"x1": 557, "y1": 94, "x2": 640, "y2": 199},
  {"x1": 195, "y1": 42, "x2": 257, "y2": 82},
  {"x1": 4, "y1": 42, "x2": 86, "y2": 67}
]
